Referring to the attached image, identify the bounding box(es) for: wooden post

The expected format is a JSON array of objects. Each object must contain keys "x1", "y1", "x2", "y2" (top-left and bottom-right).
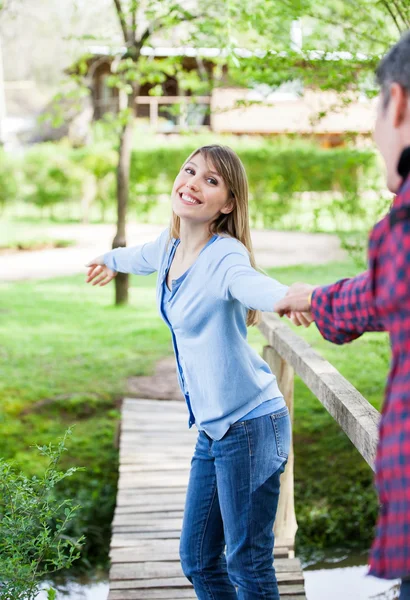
[
  {"x1": 263, "y1": 345, "x2": 298, "y2": 558},
  {"x1": 149, "y1": 98, "x2": 158, "y2": 130}
]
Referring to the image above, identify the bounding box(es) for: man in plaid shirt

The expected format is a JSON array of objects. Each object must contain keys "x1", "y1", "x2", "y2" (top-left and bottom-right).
[{"x1": 275, "y1": 32, "x2": 410, "y2": 599}]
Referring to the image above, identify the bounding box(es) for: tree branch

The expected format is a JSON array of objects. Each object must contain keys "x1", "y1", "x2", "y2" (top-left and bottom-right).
[
  {"x1": 113, "y1": 0, "x2": 128, "y2": 44},
  {"x1": 380, "y1": 0, "x2": 402, "y2": 33},
  {"x1": 278, "y1": 0, "x2": 388, "y2": 47},
  {"x1": 131, "y1": 0, "x2": 137, "y2": 42},
  {"x1": 390, "y1": 0, "x2": 410, "y2": 29},
  {"x1": 136, "y1": 7, "x2": 200, "y2": 52}
]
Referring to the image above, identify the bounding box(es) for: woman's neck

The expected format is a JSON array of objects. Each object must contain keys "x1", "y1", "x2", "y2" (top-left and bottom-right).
[{"x1": 178, "y1": 220, "x2": 213, "y2": 258}]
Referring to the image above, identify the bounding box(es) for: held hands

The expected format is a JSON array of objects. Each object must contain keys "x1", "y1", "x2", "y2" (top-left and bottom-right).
[
  {"x1": 85, "y1": 256, "x2": 117, "y2": 286},
  {"x1": 287, "y1": 310, "x2": 314, "y2": 328},
  {"x1": 275, "y1": 283, "x2": 316, "y2": 328}
]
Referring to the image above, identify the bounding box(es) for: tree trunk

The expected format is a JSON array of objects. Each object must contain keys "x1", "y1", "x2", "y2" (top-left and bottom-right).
[{"x1": 113, "y1": 85, "x2": 137, "y2": 305}]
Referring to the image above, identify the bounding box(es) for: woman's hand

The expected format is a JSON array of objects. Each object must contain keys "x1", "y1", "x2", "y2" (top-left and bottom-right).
[
  {"x1": 85, "y1": 256, "x2": 117, "y2": 286},
  {"x1": 287, "y1": 311, "x2": 314, "y2": 328},
  {"x1": 275, "y1": 283, "x2": 315, "y2": 316}
]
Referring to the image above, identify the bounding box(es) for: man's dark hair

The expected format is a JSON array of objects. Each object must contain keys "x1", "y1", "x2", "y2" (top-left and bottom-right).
[{"x1": 376, "y1": 30, "x2": 410, "y2": 107}]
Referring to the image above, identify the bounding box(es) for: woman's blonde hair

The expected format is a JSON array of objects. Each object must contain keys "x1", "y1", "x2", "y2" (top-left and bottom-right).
[{"x1": 170, "y1": 144, "x2": 260, "y2": 327}]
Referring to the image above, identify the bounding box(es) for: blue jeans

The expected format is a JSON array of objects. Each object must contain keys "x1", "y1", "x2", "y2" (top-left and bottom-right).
[
  {"x1": 401, "y1": 580, "x2": 410, "y2": 599},
  {"x1": 179, "y1": 406, "x2": 291, "y2": 599}
]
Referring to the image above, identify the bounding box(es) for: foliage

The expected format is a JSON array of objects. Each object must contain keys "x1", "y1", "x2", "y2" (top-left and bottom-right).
[
  {"x1": 70, "y1": 145, "x2": 118, "y2": 222},
  {"x1": 227, "y1": 0, "x2": 409, "y2": 97},
  {"x1": 127, "y1": 140, "x2": 379, "y2": 228},
  {"x1": 7, "y1": 137, "x2": 382, "y2": 230},
  {"x1": 22, "y1": 145, "x2": 86, "y2": 215},
  {"x1": 0, "y1": 429, "x2": 84, "y2": 600},
  {"x1": 0, "y1": 149, "x2": 19, "y2": 213}
]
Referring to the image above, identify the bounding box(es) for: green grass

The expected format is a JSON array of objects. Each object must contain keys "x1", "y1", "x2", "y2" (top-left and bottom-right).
[
  {"x1": 0, "y1": 260, "x2": 389, "y2": 566},
  {"x1": 0, "y1": 217, "x2": 75, "y2": 250}
]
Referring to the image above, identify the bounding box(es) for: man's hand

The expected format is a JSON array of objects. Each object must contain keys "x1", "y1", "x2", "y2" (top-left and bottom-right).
[
  {"x1": 275, "y1": 283, "x2": 316, "y2": 318},
  {"x1": 85, "y1": 256, "x2": 117, "y2": 286}
]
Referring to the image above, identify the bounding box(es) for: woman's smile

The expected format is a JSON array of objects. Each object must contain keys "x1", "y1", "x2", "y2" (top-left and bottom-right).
[{"x1": 179, "y1": 191, "x2": 202, "y2": 206}]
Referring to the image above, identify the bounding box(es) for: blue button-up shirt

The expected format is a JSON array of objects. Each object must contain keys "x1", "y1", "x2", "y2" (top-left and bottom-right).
[{"x1": 104, "y1": 228, "x2": 289, "y2": 440}]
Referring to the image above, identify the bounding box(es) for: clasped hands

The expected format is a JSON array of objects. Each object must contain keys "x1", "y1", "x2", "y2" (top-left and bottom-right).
[{"x1": 275, "y1": 283, "x2": 316, "y2": 328}]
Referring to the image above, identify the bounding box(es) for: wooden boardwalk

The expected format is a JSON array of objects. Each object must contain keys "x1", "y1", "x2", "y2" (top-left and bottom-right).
[{"x1": 108, "y1": 398, "x2": 306, "y2": 599}]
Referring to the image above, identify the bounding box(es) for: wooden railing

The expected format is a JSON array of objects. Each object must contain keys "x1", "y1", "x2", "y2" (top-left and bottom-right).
[{"x1": 258, "y1": 313, "x2": 381, "y2": 554}]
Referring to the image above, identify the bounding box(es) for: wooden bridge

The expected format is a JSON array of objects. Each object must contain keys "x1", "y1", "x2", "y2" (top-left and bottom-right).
[{"x1": 108, "y1": 313, "x2": 380, "y2": 599}]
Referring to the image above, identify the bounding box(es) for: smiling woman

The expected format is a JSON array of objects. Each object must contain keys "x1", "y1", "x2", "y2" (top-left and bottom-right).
[{"x1": 84, "y1": 144, "x2": 310, "y2": 600}]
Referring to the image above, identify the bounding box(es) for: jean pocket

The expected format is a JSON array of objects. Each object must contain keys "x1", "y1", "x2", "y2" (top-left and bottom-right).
[{"x1": 270, "y1": 408, "x2": 291, "y2": 459}]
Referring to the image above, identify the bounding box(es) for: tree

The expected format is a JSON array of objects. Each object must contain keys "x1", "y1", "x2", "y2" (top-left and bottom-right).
[{"x1": 87, "y1": 0, "x2": 224, "y2": 303}]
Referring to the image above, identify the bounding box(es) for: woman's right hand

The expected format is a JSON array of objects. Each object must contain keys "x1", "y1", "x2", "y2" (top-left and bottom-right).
[{"x1": 85, "y1": 256, "x2": 117, "y2": 286}]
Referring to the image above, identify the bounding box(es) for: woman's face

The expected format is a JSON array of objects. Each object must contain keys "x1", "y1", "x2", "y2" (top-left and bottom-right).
[{"x1": 171, "y1": 152, "x2": 234, "y2": 225}]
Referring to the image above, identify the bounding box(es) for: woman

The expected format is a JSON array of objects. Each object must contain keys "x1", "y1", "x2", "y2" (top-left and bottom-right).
[{"x1": 86, "y1": 145, "x2": 306, "y2": 599}]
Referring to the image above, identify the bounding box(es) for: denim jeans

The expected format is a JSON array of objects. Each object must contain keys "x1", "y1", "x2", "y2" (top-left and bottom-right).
[
  {"x1": 179, "y1": 406, "x2": 291, "y2": 599},
  {"x1": 401, "y1": 579, "x2": 410, "y2": 599}
]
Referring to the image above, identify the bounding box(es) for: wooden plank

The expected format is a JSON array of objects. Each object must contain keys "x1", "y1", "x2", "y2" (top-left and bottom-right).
[
  {"x1": 108, "y1": 585, "x2": 306, "y2": 600},
  {"x1": 110, "y1": 565, "x2": 304, "y2": 584},
  {"x1": 117, "y1": 487, "x2": 188, "y2": 496},
  {"x1": 111, "y1": 531, "x2": 187, "y2": 540},
  {"x1": 115, "y1": 501, "x2": 186, "y2": 512},
  {"x1": 109, "y1": 593, "x2": 305, "y2": 600},
  {"x1": 117, "y1": 479, "x2": 190, "y2": 488},
  {"x1": 259, "y1": 313, "x2": 380, "y2": 469},
  {"x1": 109, "y1": 571, "x2": 305, "y2": 589},
  {"x1": 108, "y1": 590, "x2": 197, "y2": 600},
  {"x1": 110, "y1": 557, "x2": 303, "y2": 580},
  {"x1": 119, "y1": 442, "x2": 194, "y2": 451},
  {"x1": 120, "y1": 419, "x2": 189, "y2": 429},
  {"x1": 113, "y1": 511, "x2": 184, "y2": 525},
  {"x1": 122, "y1": 398, "x2": 187, "y2": 410},
  {"x1": 112, "y1": 518, "x2": 183, "y2": 531},
  {"x1": 110, "y1": 540, "x2": 290, "y2": 559},
  {"x1": 119, "y1": 463, "x2": 190, "y2": 472},
  {"x1": 117, "y1": 473, "x2": 190, "y2": 489}
]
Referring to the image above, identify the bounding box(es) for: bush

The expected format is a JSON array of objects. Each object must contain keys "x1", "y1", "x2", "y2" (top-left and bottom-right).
[
  {"x1": 70, "y1": 145, "x2": 117, "y2": 222},
  {"x1": 22, "y1": 144, "x2": 86, "y2": 217},
  {"x1": 0, "y1": 150, "x2": 19, "y2": 213},
  {"x1": 16, "y1": 137, "x2": 381, "y2": 231},
  {"x1": 0, "y1": 429, "x2": 84, "y2": 600},
  {"x1": 127, "y1": 140, "x2": 379, "y2": 229}
]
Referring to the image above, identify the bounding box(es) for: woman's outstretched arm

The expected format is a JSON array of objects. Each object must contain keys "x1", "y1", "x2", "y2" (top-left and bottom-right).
[{"x1": 85, "y1": 228, "x2": 169, "y2": 286}]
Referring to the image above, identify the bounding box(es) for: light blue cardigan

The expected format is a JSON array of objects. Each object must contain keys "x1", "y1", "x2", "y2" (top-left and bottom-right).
[{"x1": 104, "y1": 229, "x2": 289, "y2": 440}]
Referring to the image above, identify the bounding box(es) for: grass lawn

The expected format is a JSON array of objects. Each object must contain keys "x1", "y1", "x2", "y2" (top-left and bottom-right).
[
  {"x1": 0, "y1": 217, "x2": 74, "y2": 251},
  {"x1": 0, "y1": 259, "x2": 390, "y2": 567}
]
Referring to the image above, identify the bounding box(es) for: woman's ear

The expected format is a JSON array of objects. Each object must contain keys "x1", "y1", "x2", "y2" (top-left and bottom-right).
[{"x1": 221, "y1": 198, "x2": 235, "y2": 215}]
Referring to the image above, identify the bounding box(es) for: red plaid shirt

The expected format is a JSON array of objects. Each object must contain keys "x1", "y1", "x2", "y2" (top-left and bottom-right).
[{"x1": 311, "y1": 174, "x2": 410, "y2": 580}]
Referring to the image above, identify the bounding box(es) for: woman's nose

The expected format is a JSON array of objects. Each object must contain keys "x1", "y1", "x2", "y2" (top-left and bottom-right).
[{"x1": 186, "y1": 179, "x2": 199, "y2": 191}]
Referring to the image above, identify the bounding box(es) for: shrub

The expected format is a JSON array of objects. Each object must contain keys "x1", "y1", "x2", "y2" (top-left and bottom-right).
[
  {"x1": 0, "y1": 150, "x2": 19, "y2": 213},
  {"x1": 0, "y1": 429, "x2": 84, "y2": 600}
]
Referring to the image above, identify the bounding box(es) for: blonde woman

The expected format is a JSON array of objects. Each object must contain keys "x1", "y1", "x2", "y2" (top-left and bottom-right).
[{"x1": 86, "y1": 145, "x2": 300, "y2": 599}]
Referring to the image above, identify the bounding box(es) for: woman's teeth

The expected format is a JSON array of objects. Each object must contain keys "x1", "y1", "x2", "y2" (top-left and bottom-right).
[{"x1": 181, "y1": 193, "x2": 200, "y2": 205}]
